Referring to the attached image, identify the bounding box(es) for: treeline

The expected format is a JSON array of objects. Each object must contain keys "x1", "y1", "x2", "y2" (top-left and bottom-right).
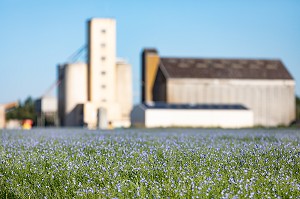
[
  {"x1": 6, "y1": 97, "x2": 37, "y2": 124},
  {"x1": 4, "y1": 96, "x2": 300, "y2": 125}
]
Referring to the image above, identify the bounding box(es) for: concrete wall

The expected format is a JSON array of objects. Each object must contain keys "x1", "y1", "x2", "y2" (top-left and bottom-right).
[
  {"x1": 116, "y1": 60, "x2": 132, "y2": 126},
  {"x1": 36, "y1": 96, "x2": 57, "y2": 113},
  {"x1": 131, "y1": 105, "x2": 253, "y2": 128},
  {"x1": 88, "y1": 18, "x2": 116, "y2": 109},
  {"x1": 41, "y1": 96, "x2": 57, "y2": 113},
  {"x1": 87, "y1": 18, "x2": 128, "y2": 128},
  {"x1": 83, "y1": 102, "x2": 97, "y2": 129},
  {"x1": 165, "y1": 78, "x2": 295, "y2": 127}
]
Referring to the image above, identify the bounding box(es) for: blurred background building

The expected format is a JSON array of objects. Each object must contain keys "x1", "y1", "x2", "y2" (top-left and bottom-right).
[
  {"x1": 0, "y1": 102, "x2": 19, "y2": 129},
  {"x1": 131, "y1": 49, "x2": 296, "y2": 127},
  {"x1": 58, "y1": 18, "x2": 132, "y2": 129},
  {"x1": 131, "y1": 103, "x2": 254, "y2": 128},
  {"x1": 35, "y1": 96, "x2": 58, "y2": 127}
]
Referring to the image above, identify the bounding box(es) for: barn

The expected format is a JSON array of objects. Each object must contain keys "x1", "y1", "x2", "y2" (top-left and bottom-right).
[{"x1": 139, "y1": 49, "x2": 295, "y2": 127}]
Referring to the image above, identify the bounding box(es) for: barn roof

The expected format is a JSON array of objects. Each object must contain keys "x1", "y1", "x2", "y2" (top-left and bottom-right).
[{"x1": 160, "y1": 58, "x2": 293, "y2": 80}]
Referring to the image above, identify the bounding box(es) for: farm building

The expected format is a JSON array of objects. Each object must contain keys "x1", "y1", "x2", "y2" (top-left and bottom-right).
[
  {"x1": 58, "y1": 18, "x2": 132, "y2": 129},
  {"x1": 136, "y1": 49, "x2": 296, "y2": 127},
  {"x1": 0, "y1": 102, "x2": 19, "y2": 129},
  {"x1": 131, "y1": 103, "x2": 253, "y2": 128}
]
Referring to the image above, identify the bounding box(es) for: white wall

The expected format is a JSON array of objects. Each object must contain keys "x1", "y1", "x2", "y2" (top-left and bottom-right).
[
  {"x1": 116, "y1": 60, "x2": 132, "y2": 123},
  {"x1": 41, "y1": 96, "x2": 57, "y2": 113},
  {"x1": 83, "y1": 102, "x2": 97, "y2": 129},
  {"x1": 5, "y1": 120, "x2": 21, "y2": 129},
  {"x1": 131, "y1": 106, "x2": 253, "y2": 128},
  {"x1": 88, "y1": 18, "x2": 116, "y2": 110}
]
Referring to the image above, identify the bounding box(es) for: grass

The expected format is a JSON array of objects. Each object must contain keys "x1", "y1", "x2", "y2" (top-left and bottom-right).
[{"x1": 1, "y1": 128, "x2": 300, "y2": 198}]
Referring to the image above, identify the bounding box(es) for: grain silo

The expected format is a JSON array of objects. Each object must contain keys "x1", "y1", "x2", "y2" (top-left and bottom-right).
[{"x1": 58, "y1": 18, "x2": 132, "y2": 129}]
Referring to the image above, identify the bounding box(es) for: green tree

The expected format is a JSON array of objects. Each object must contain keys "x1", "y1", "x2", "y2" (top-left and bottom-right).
[{"x1": 6, "y1": 96, "x2": 37, "y2": 125}]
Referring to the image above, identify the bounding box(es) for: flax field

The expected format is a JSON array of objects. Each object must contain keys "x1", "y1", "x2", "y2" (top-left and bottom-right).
[{"x1": 1, "y1": 128, "x2": 300, "y2": 198}]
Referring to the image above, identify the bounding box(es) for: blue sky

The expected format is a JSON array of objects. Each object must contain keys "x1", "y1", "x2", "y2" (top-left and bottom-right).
[{"x1": 1, "y1": 0, "x2": 299, "y2": 104}]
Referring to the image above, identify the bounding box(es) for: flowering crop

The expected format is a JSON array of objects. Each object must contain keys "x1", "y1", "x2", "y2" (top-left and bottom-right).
[{"x1": 1, "y1": 128, "x2": 300, "y2": 198}]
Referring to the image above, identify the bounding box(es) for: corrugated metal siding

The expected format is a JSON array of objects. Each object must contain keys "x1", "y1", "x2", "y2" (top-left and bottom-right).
[{"x1": 167, "y1": 79, "x2": 295, "y2": 127}]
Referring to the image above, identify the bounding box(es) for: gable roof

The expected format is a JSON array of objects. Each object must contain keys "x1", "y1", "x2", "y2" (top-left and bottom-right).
[{"x1": 160, "y1": 58, "x2": 293, "y2": 80}]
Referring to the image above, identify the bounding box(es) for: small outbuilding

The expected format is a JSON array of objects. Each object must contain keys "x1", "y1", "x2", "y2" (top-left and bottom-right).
[
  {"x1": 35, "y1": 96, "x2": 58, "y2": 127},
  {"x1": 131, "y1": 103, "x2": 253, "y2": 128}
]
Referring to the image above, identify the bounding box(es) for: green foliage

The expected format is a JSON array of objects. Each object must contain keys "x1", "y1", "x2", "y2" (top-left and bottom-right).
[{"x1": 5, "y1": 96, "x2": 37, "y2": 124}]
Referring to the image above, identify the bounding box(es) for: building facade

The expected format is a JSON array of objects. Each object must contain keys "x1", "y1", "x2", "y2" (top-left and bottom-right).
[
  {"x1": 58, "y1": 18, "x2": 132, "y2": 128},
  {"x1": 131, "y1": 103, "x2": 254, "y2": 128},
  {"x1": 142, "y1": 49, "x2": 296, "y2": 127}
]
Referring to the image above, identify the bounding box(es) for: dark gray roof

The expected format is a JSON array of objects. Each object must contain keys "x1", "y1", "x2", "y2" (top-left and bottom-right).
[
  {"x1": 143, "y1": 103, "x2": 248, "y2": 110},
  {"x1": 160, "y1": 58, "x2": 293, "y2": 80}
]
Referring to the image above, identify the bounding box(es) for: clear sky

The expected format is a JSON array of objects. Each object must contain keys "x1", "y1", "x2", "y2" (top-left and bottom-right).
[{"x1": 1, "y1": 0, "x2": 299, "y2": 104}]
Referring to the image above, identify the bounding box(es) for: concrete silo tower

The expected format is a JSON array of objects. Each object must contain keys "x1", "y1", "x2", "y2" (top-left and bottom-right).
[
  {"x1": 88, "y1": 18, "x2": 116, "y2": 105},
  {"x1": 58, "y1": 18, "x2": 132, "y2": 129}
]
